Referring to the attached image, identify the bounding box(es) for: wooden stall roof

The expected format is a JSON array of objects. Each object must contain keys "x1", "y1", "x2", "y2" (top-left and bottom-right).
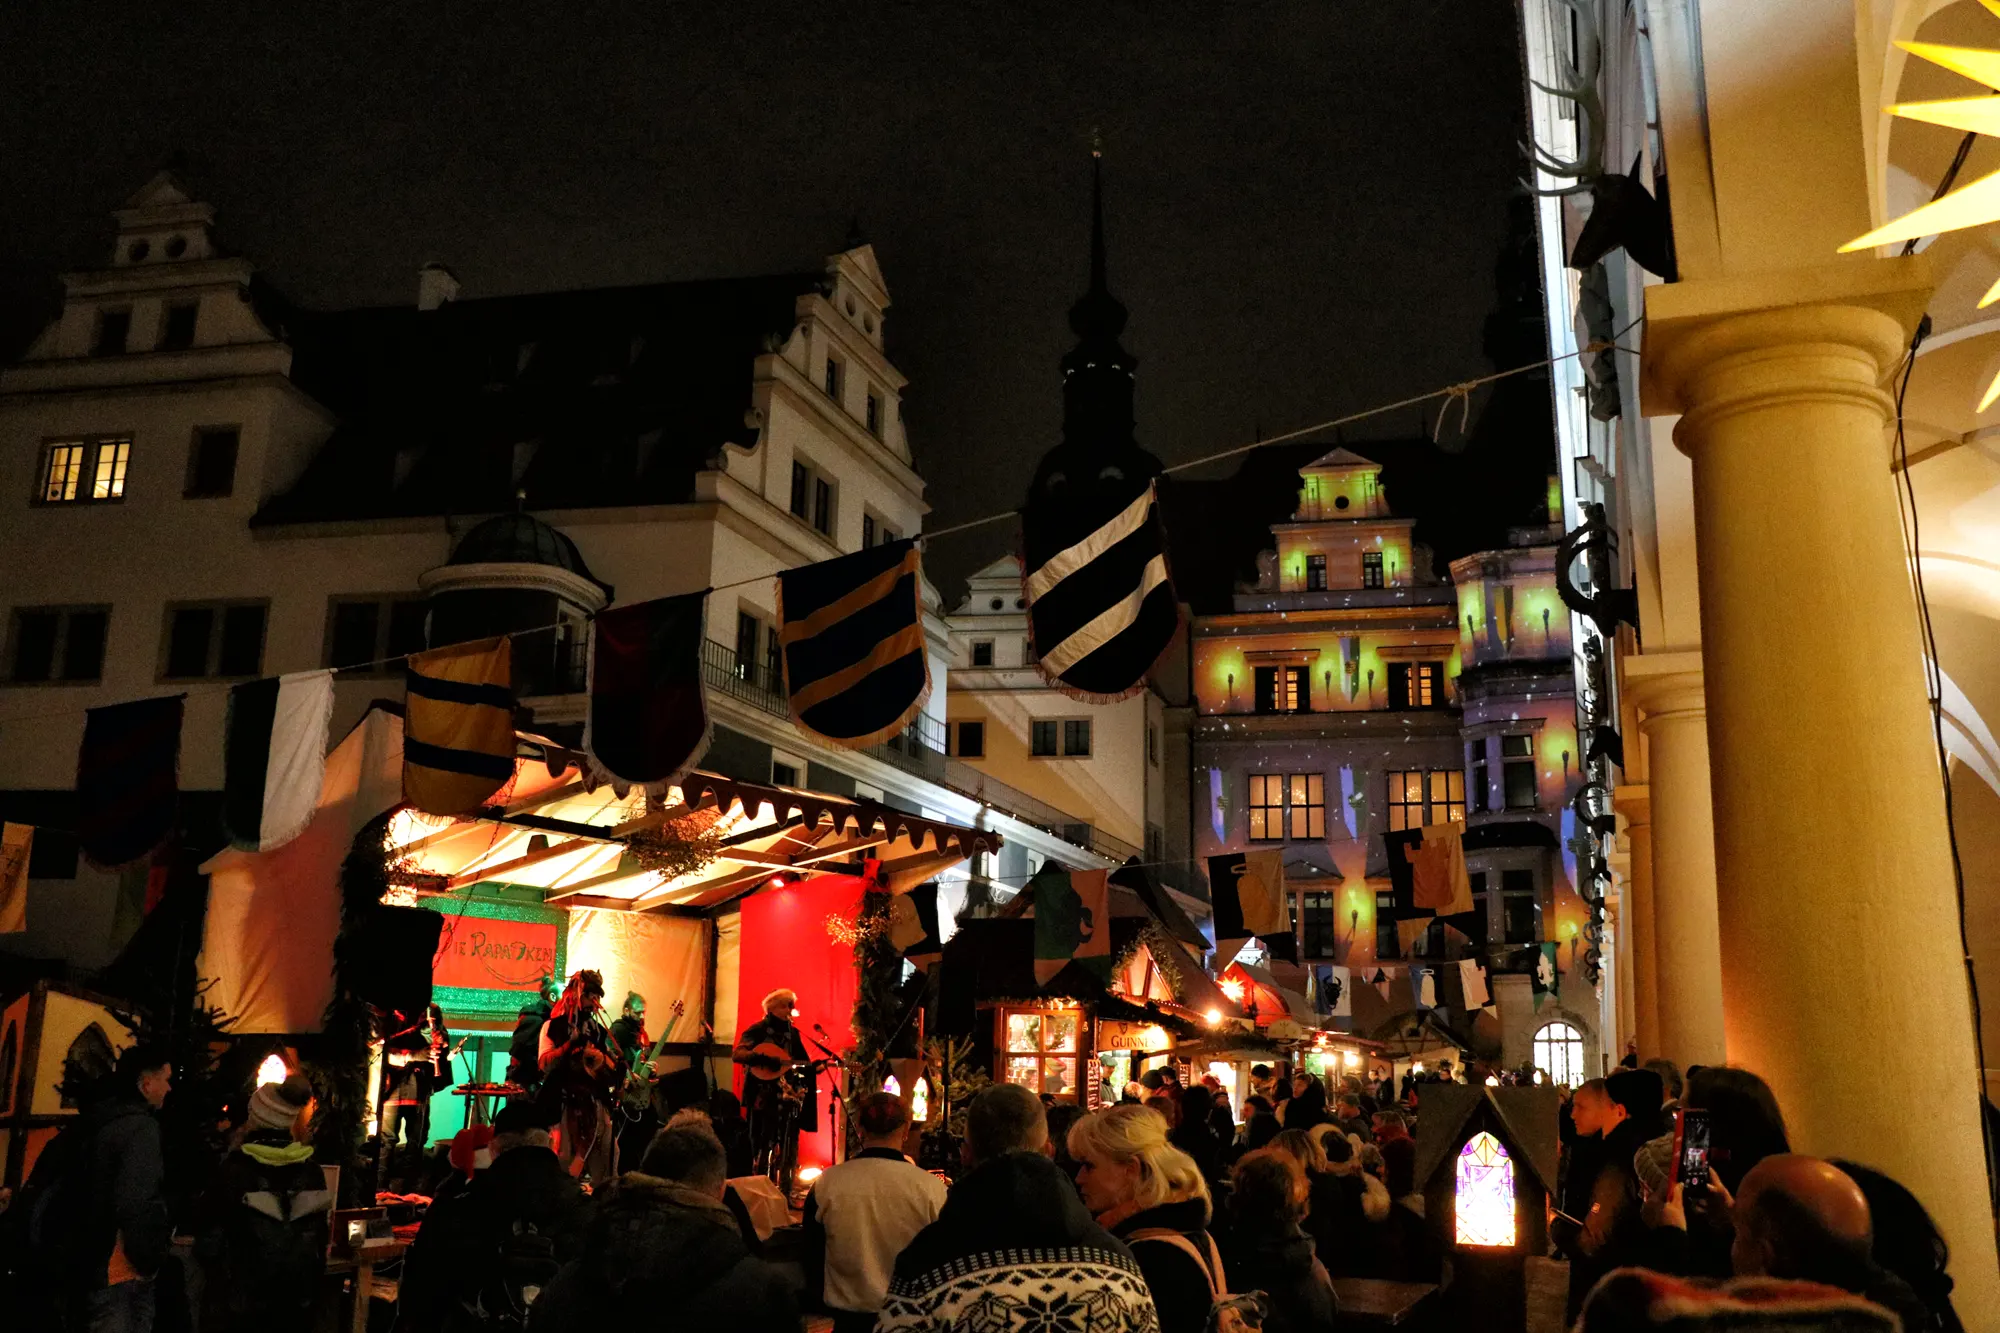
[{"x1": 387, "y1": 735, "x2": 1002, "y2": 914}]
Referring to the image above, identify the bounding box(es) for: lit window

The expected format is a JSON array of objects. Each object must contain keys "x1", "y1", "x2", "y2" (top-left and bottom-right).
[
  {"x1": 1287, "y1": 773, "x2": 1326, "y2": 839},
  {"x1": 1254, "y1": 665, "x2": 1309, "y2": 713},
  {"x1": 1248, "y1": 773, "x2": 1284, "y2": 842},
  {"x1": 1386, "y1": 769, "x2": 1465, "y2": 830},
  {"x1": 1001, "y1": 1007, "x2": 1079, "y2": 1101},
  {"x1": 1454, "y1": 1132, "x2": 1517, "y2": 1248},
  {"x1": 1533, "y1": 1022, "x2": 1584, "y2": 1087},
  {"x1": 1391, "y1": 661, "x2": 1444, "y2": 708},
  {"x1": 40, "y1": 439, "x2": 130, "y2": 505}
]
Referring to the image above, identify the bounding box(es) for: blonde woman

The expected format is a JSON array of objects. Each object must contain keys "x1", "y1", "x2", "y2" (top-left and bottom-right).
[{"x1": 1069, "y1": 1104, "x2": 1223, "y2": 1333}]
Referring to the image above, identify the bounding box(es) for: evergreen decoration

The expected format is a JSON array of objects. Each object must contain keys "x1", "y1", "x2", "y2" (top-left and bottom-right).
[
  {"x1": 624, "y1": 809, "x2": 723, "y2": 883},
  {"x1": 300, "y1": 810, "x2": 394, "y2": 1205},
  {"x1": 843, "y1": 887, "x2": 903, "y2": 1152},
  {"x1": 921, "y1": 1035, "x2": 991, "y2": 1140}
]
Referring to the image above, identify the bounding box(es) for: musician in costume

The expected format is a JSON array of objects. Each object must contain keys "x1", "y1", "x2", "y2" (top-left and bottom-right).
[
  {"x1": 610, "y1": 990, "x2": 658, "y2": 1170},
  {"x1": 505, "y1": 972, "x2": 559, "y2": 1095},
  {"x1": 538, "y1": 969, "x2": 623, "y2": 1182},
  {"x1": 733, "y1": 987, "x2": 816, "y2": 1191},
  {"x1": 379, "y1": 1003, "x2": 453, "y2": 1175}
]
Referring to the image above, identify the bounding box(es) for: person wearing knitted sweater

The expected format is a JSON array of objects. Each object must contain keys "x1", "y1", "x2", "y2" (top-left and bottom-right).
[{"x1": 877, "y1": 1085, "x2": 1158, "y2": 1333}]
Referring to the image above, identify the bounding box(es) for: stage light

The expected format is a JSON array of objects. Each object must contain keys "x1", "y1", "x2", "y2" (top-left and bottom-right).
[
  {"x1": 1343, "y1": 1049, "x2": 1362, "y2": 1068},
  {"x1": 256, "y1": 1053, "x2": 287, "y2": 1087},
  {"x1": 1205, "y1": 1007, "x2": 1223, "y2": 1026},
  {"x1": 796, "y1": 1165, "x2": 823, "y2": 1185}
]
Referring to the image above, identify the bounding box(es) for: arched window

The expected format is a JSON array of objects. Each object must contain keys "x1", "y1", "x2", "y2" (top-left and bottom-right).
[
  {"x1": 1533, "y1": 1021, "x2": 1585, "y2": 1087},
  {"x1": 1454, "y1": 1131, "x2": 1516, "y2": 1247}
]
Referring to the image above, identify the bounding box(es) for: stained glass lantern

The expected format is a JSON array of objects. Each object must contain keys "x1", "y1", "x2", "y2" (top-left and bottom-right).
[{"x1": 1453, "y1": 1131, "x2": 1517, "y2": 1247}]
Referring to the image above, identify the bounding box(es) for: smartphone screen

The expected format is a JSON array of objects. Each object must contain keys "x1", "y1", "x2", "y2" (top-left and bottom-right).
[{"x1": 1677, "y1": 1107, "x2": 1712, "y2": 1185}]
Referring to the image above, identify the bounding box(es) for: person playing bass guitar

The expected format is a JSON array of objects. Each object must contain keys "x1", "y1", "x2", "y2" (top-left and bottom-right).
[
  {"x1": 610, "y1": 992, "x2": 685, "y2": 1170},
  {"x1": 733, "y1": 987, "x2": 817, "y2": 1192},
  {"x1": 537, "y1": 969, "x2": 623, "y2": 1183}
]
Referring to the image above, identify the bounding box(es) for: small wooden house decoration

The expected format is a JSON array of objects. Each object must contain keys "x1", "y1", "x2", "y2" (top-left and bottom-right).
[
  {"x1": 1, "y1": 979, "x2": 135, "y2": 1188},
  {"x1": 1413, "y1": 1084, "x2": 1561, "y2": 1333}
]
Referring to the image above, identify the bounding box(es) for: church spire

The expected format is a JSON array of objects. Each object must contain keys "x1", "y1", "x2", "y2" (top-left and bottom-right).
[{"x1": 1061, "y1": 150, "x2": 1137, "y2": 453}]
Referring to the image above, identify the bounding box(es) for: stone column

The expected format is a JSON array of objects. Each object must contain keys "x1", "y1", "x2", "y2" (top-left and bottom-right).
[
  {"x1": 1612, "y1": 785, "x2": 1659, "y2": 1060},
  {"x1": 1646, "y1": 260, "x2": 2000, "y2": 1300},
  {"x1": 1623, "y1": 659, "x2": 1727, "y2": 1068}
]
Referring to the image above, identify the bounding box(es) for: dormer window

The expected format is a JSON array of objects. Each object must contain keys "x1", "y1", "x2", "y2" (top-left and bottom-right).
[
  {"x1": 93, "y1": 309, "x2": 131, "y2": 357},
  {"x1": 865, "y1": 392, "x2": 882, "y2": 437},
  {"x1": 824, "y1": 357, "x2": 842, "y2": 399},
  {"x1": 159, "y1": 302, "x2": 198, "y2": 352}
]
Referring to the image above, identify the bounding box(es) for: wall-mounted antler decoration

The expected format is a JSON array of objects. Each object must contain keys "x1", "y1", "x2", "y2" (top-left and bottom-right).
[{"x1": 1523, "y1": 0, "x2": 1604, "y2": 198}]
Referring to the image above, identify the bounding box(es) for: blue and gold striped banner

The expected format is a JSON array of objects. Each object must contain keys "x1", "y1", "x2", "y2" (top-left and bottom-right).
[
  {"x1": 778, "y1": 539, "x2": 928, "y2": 748},
  {"x1": 404, "y1": 636, "x2": 516, "y2": 816}
]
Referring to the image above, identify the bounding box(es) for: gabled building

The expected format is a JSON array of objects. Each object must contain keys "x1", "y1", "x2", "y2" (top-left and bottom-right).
[
  {"x1": 0, "y1": 174, "x2": 1112, "y2": 971},
  {"x1": 1190, "y1": 447, "x2": 1463, "y2": 1011}
]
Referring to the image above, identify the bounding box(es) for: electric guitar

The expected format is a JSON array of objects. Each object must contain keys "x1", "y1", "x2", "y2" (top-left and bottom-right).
[{"x1": 619, "y1": 999, "x2": 687, "y2": 1115}]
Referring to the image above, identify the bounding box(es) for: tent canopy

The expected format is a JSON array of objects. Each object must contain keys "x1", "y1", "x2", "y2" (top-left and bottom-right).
[{"x1": 390, "y1": 737, "x2": 1002, "y2": 914}]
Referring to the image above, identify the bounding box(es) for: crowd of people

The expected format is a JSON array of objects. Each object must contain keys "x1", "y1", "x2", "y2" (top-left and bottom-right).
[{"x1": 0, "y1": 1041, "x2": 1978, "y2": 1333}]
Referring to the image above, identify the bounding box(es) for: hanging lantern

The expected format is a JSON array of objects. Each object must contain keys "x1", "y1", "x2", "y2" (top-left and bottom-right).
[
  {"x1": 911, "y1": 1076, "x2": 931, "y2": 1124},
  {"x1": 256, "y1": 1052, "x2": 288, "y2": 1087},
  {"x1": 882, "y1": 1073, "x2": 901, "y2": 1099}
]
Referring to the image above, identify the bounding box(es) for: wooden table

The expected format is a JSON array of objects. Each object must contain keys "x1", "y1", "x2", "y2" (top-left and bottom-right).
[
  {"x1": 327, "y1": 1240, "x2": 410, "y2": 1333},
  {"x1": 1330, "y1": 1278, "x2": 1439, "y2": 1326}
]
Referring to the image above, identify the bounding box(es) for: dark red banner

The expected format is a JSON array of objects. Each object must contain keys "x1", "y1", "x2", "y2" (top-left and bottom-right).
[{"x1": 432, "y1": 915, "x2": 559, "y2": 991}]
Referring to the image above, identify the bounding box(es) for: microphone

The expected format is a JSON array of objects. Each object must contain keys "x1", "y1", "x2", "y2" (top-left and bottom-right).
[{"x1": 812, "y1": 1023, "x2": 830, "y2": 1037}]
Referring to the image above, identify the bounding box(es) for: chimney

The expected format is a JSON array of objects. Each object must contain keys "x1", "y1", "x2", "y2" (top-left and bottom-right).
[{"x1": 417, "y1": 262, "x2": 460, "y2": 311}]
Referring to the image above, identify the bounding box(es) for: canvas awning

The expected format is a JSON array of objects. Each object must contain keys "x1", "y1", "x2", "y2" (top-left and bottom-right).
[{"x1": 389, "y1": 736, "x2": 1002, "y2": 913}]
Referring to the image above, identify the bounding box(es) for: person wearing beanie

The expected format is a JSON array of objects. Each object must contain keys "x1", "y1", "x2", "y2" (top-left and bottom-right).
[{"x1": 193, "y1": 1072, "x2": 333, "y2": 1332}]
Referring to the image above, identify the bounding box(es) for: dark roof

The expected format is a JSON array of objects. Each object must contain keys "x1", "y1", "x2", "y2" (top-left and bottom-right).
[
  {"x1": 1411, "y1": 1084, "x2": 1561, "y2": 1202},
  {"x1": 251, "y1": 271, "x2": 822, "y2": 525},
  {"x1": 449, "y1": 512, "x2": 596, "y2": 578}
]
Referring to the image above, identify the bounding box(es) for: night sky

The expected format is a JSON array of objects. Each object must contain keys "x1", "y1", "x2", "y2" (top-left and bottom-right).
[{"x1": 0, "y1": 3, "x2": 1532, "y2": 598}]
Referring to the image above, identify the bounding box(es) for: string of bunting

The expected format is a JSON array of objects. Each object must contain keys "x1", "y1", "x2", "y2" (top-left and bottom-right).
[{"x1": 0, "y1": 325, "x2": 1641, "y2": 911}]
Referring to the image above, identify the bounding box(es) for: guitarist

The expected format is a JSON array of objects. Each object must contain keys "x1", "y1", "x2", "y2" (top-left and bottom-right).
[
  {"x1": 733, "y1": 987, "x2": 816, "y2": 1190},
  {"x1": 610, "y1": 990, "x2": 674, "y2": 1170},
  {"x1": 537, "y1": 969, "x2": 622, "y2": 1182}
]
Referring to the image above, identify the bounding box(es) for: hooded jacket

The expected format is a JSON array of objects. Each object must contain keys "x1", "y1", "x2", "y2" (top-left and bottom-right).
[
  {"x1": 878, "y1": 1152, "x2": 1157, "y2": 1333},
  {"x1": 528, "y1": 1172, "x2": 795, "y2": 1333},
  {"x1": 1220, "y1": 1222, "x2": 1337, "y2": 1333}
]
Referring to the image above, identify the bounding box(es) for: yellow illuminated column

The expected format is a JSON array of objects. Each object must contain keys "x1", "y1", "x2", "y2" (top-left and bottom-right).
[
  {"x1": 1612, "y1": 785, "x2": 1659, "y2": 1060},
  {"x1": 1623, "y1": 660, "x2": 1725, "y2": 1068},
  {"x1": 1647, "y1": 260, "x2": 2000, "y2": 1301}
]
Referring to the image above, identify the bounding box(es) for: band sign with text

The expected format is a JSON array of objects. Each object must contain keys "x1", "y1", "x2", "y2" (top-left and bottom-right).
[{"x1": 432, "y1": 915, "x2": 559, "y2": 991}]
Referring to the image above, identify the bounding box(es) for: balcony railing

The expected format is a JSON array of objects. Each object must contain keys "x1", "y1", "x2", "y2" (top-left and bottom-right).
[{"x1": 696, "y1": 637, "x2": 1134, "y2": 862}]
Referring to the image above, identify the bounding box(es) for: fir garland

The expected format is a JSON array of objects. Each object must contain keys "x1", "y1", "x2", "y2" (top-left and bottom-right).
[
  {"x1": 842, "y1": 886, "x2": 903, "y2": 1151},
  {"x1": 298, "y1": 811, "x2": 393, "y2": 1205}
]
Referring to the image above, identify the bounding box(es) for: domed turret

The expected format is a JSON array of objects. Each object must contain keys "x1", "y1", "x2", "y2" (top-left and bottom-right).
[{"x1": 419, "y1": 508, "x2": 612, "y2": 710}]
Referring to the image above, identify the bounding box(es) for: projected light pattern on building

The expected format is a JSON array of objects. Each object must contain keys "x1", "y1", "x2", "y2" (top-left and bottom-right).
[{"x1": 1454, "y1": 1131, "x2": 1516, "y2": 1247}]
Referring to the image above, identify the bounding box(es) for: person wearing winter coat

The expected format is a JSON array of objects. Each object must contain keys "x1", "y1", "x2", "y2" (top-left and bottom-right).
[
  {"x1": 397, "y1": 1100, "x2": 590, "y2": 1331},
  {"x1": 192, "y1": 1074, "x2": 333, "y2": 1333},
  {"x1": 529, "y1": 1118, "x2": 796, "y2": 1332},
  {"x1": 64, "y1": 1044, "x2": 176, "y2": 1333},
  {"x1": 1221, "y1": 1151, "x2": 1338, "y2": 1333},
  {"x1": 878, "y1": 1085, "x2": 1155, "y2": 1333},
  {"x1": 1069, "y1": 1103, "x2": 1223, "y2": 1333}
]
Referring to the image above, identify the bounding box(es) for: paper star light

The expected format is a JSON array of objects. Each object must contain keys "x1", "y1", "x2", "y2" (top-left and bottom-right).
[{"x1": 1841, "y1": 3, "x2": 2000, "y2": 408}]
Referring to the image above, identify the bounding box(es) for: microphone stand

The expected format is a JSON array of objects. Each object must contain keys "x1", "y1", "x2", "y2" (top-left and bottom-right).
[{"x1": 806, "y1": 1030, "x2": 846, "y2": 1161}]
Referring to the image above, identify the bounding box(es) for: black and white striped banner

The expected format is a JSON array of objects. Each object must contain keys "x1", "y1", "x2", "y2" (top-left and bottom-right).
[{"x1": 1022, "y1": 479, "x2": 1179, "y2": 701}]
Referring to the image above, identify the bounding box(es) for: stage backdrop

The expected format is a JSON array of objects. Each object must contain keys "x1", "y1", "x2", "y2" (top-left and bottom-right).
[
  {"x1": 565, "y1": 908, "x2": 708, "y2": 1047},
  {"x1": 735, "y1": 873, "x2": 864, "y2": 1172}
]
